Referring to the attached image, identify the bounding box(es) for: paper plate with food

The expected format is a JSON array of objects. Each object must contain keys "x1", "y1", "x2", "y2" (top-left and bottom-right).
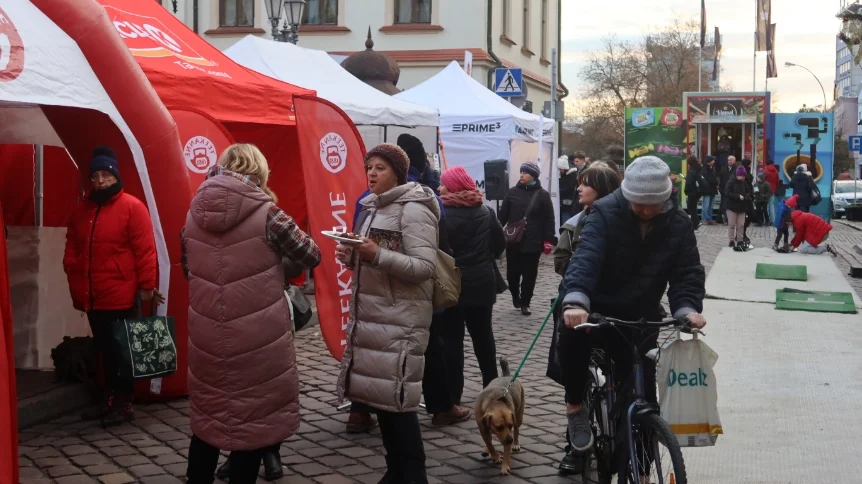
[{"x1": 321, "y1": 230, "x2": 364, "y2": 245}]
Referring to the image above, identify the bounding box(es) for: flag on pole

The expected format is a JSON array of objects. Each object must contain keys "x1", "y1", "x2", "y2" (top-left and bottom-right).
[
  {"x1": 766, "y1": 24, "x2": 778, "y2": 78},
  {"x1": 756, "y1": 0, "x2": 771, "y2": 52},
  {"x1": 712, "y1": 26, "x2": 721, "y2": 82},
  {"x1": 700, "y1": 0, "x2": 707, "y2": 48}
]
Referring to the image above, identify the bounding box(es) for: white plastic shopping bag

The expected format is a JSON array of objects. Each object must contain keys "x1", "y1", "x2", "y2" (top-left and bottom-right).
[{"x1": 656, "y1": 335, "x2": 723, "y2": 447}]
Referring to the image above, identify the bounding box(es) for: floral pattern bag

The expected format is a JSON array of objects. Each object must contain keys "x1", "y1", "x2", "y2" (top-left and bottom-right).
[{"x1": 113, "y1": 296, "x2": 178, "y2": 380}]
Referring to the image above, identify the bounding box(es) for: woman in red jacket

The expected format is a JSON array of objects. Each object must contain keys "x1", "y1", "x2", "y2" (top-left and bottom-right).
[
  {"x1": 790, "y1": 211, "x2": 837, "y2": 256},
  {"x1": 64, "y1": 147, "x2": 159, "y2": 427}
]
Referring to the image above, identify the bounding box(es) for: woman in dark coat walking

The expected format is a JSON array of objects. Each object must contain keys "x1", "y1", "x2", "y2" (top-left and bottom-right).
[
  {"x1": 498, "y1": 162, "x2": 556, "y2": 316},
  {"x1": 684, "y1": 156, "x2": 704, "y2": 228},
  {"x1": 438, "y1": 166, "x2": 506, "y2": 405},
  {"x1": 789, "y1": 164, "x2": 816, "y2": 212}
]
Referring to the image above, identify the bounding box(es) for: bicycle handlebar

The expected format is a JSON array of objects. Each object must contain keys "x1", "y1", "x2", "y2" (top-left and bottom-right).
[{"x1": 575, "y1": 313, "x2": 704, "y2": 336}]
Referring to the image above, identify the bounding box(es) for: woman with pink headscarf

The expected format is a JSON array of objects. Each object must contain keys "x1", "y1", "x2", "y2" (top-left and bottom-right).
[{"x1": 439, "y1": 166, "x2": 506, "y2": 403}]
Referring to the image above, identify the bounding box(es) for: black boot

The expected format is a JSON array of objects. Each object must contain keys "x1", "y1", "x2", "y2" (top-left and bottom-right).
[
  {"x1": 101, "y1": 394, "x2": 133, "y2": 427},
  {"x1": 262, "y1": 448, "x2": 284, "y2": 481},
  {"x1": 216, "y1": 458, "x2": 230, "y2": 480}
]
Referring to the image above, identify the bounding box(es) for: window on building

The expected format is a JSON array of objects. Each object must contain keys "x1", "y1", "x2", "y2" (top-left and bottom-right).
[
  {"x1": 522, "y1": 0, "x2": 531, "y2": 49},
  {"x1": 303, "y1": 0, "x2": 338, "y2": 25},
  {"x1": 540, "y1": 0, "x2": 548, "y2": 57},
  {"x1": 395, "y1": 0, "x2": 432, "y2": 24},
  {"x1": 219, "y1": 0, "x2": 254, "y2": 27},
  {"x1": 502, "y1": 0, "x2": 510, "y2": 36}
]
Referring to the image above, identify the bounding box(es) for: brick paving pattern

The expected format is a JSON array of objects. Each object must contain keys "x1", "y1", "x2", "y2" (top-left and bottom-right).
[{"x1": 17, "y1": 224, "x2": 862, "y2": 483}]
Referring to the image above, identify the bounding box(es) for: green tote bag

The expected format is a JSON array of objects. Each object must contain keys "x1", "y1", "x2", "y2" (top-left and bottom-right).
[{"x1": 113, "y1": 296, "x2": 178, "y2": 380}]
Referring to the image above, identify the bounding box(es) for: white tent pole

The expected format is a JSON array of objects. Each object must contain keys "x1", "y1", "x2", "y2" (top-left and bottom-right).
[{"x1": 35, "y1": 144, "x2": 44, "y2": 227}]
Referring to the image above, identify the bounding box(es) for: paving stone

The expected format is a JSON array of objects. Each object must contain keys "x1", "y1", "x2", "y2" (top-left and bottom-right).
[
  {"x1": 312, "y1": 474, "x2": 354, "y2": 484},
  {"x1": 55, "y1": 476, "x2": 99, "y2": 484},
  {"x1": 84, "y1": 464, "x2": 121, "y2": 476},
  {"x1": 113, "y1": 454, "x2": 152, "y2": 467},
  {"x1": 92, "y1": 439, "x2": 126, "y2": 449},
  {"x1": 127, "y1": 463, "x2": 166, "y2": 478},
  {"x1": 27, "y1": 447, "x2": 61, "y2": 459},
  {"x1": 140, "y1": 476, "x2": 184, "y2": 484},
  {"x1": 19, "y1": 466, "x2": 47, "y2": 478},
  {"x1": 34, "y1": 456, "x2": 72, "y2": 467},
  {"x1": 97, "y1": 473, "x2": 136, "y2": 484},
  {"x1": 153, "y1": 453, "x2": 186, "y2": 466},
  {"x1": 47, "y1": 465, "x2": 84, "y2": 477},
  {"x1": 71, "y1": 453, "x2": 109, "y2": 467},
  {"x1": 62, "y1": 445, "x2": 97, "y2": 457},
  {"x1": 102, "y1": 446, "x2": 138, "y2": 457},
  {"x1": 291, "y1": 463, "x2": 334, "y2": 477},
  {"x1": 162, "y1": 463, "x2": 188, "y2": 476},
  {"x1": 140, "y1": 446, "x2": 174, "y2": 457}
]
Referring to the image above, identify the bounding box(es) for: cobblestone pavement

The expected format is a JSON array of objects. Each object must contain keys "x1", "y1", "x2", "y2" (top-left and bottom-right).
[{"x1": 17, "y1": 224, "x2": 862, "y2": 484}]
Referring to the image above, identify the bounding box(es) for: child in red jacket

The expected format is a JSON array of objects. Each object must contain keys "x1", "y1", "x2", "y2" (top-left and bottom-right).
[{"x1": 790, "y1": 211, "x2": 837, "y2": 256}]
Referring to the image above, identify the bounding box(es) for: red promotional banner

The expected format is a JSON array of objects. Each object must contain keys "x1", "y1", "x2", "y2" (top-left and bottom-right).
[
  {"x1": 0, "y1": 201, "x2": 18, "y2": 484},
  {"x1": 294, "y1": 96, "x2": 367, "y2": 361},
  {"x1": 169, "y1": 107, "x2": 235, "y2": 191}
]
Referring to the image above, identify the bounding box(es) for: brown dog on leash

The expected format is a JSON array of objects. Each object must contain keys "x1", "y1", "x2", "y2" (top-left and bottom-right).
[{"x1": 474, "y1": 358, "x2": 525, "y2": 475}]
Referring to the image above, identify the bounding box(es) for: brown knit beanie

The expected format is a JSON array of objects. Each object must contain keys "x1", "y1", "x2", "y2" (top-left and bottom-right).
[{"x1": 365, "y1": 143, "x2": 410, "y2": 185}]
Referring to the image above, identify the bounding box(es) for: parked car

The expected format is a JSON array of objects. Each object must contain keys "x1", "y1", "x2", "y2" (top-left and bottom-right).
[{"x1": 832, "y1": 180, "x2": 862, "y2": 218}]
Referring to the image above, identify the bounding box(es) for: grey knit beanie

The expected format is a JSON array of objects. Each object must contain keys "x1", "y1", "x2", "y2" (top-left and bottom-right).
[
  {"x1": 621, "y1": 156, "x2": 672, "y2": 205},
  {"x1": 520, "y1": 161, "x2": 541, "y2": 179}
]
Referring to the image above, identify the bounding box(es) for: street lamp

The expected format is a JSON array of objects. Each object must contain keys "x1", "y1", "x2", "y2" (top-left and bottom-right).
[
  {"x1": 283, "y1": 0, "x2": 307, "y2": 45},
  {"x1": 786, "y1": 62, "x2": 828, "y2": 113},
  {"x1": 263, "y1": 0, "x2": 285, "y2": 40}
]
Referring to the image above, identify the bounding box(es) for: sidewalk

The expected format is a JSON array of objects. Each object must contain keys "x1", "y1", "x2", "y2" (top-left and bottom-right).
[{"x1": 16, "y1": 224, "x2": 862, "y2": 483}]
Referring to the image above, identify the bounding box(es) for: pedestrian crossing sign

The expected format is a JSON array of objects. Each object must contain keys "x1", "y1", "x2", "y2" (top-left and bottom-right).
[{"x1": 495, "y1": 68, "x2": 523, "y2": 97}]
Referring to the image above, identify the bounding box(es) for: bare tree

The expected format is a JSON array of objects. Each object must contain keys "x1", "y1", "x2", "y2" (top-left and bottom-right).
[{"x1": 571, "y1": 18, "x2": 719, "y2": 153}]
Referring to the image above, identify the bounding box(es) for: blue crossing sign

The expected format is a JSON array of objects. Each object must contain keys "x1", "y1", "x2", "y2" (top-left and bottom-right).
[
  {"x1": 850, "y1": 135, "x2": 862, "y2": 153},
  {"x1": 495, "y1": 68, "x2": 523, "y2": 97}
]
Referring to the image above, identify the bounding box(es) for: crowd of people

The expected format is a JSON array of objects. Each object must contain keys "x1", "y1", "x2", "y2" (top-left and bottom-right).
[{"x1": 65, "y1": 136, "x2": 842, "y2": 483}]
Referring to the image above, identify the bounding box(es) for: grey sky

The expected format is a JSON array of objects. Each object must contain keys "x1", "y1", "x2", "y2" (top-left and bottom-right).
[{"x1": 560, "y1": 0, "x2": 839, "y2": 113}]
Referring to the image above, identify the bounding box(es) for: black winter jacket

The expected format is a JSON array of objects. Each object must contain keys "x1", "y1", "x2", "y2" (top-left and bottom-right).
[
  {"x1": 684, "y1": 166, "x2": 704, "y2": 197},
  {"x1": 700, "y1": 165, "x2": 719, "y2": 195},
  {"x1": 724, "y1": 178, "x2": 752, "y2": 213},
  {"x1": 498, "y1": 181, "x2": 556, "y2": 253},
  {"x1": 560, "y1": 189, "x2": 705, "y2": 322},
  {"x1": 789, "y1": 172, "x2": 816, "y2": 208},
  {"x1": 445, "y1": 204, "x2": 506, "y2": 306},
  {"x1": 559, "y1": 168, "x2": 581, "y2": 214}
]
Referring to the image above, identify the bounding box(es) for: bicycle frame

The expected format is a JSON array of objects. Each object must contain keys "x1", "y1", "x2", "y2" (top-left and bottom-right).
[{"x1": 585, "y1": 316, "x2": 691, "y2": 482}]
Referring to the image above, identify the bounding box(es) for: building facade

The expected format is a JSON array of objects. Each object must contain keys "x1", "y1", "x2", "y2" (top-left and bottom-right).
[{"x1": 161, "y1": 0, "x2": 566, "y2": 121}]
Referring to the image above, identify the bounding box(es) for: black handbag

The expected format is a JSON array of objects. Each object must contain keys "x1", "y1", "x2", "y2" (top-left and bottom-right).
[{"x1": 504, "y1": 191, "x2": 540, "y2": 245}]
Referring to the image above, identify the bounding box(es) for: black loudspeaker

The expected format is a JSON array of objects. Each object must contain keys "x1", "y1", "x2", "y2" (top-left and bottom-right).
[{"x1": 484, "y1": 160, "x2": 509, "y2": 201}]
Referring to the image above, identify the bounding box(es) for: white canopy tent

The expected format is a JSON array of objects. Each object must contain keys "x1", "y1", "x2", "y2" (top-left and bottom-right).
[
  {"x1": 395, "y1": 61, "x2": 557, "y2": 224},
  {"x1": 224, "y1": 36, "x2": 440, "y2": 150}
]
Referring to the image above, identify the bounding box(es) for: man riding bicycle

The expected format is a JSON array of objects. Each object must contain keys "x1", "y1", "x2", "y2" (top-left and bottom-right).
[{"x1": 558, "y1": 156, "x2": 707, "y2": 456}]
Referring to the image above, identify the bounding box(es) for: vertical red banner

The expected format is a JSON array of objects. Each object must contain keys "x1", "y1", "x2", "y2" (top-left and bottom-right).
[
  {"x1": 169, "y1": 108, "x2": 235, "y2": 191},
  {"x1": 294, "y1": 96, "x2": 367, "y2": 361},
  {"x1": 0, "y1": 202, "x2": 19, "y2": 484}
]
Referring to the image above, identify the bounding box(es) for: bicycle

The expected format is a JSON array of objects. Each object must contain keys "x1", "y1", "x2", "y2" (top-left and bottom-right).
[{"x1": 575, "y1": 313, "x2": 701, "y2": 484}]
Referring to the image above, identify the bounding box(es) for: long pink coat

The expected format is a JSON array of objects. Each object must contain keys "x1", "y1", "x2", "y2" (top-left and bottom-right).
[{"x1": 183, "y1": 174, "x2": 299, "y2": 450}]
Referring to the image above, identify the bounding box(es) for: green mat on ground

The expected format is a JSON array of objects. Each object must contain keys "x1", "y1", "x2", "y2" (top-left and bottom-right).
[
  {"x1": 756, "y1": 263, "x2": 808, "y2": 281},
  {"x1": 775, "y1": 289, "x2": 858, "y2": 314}
]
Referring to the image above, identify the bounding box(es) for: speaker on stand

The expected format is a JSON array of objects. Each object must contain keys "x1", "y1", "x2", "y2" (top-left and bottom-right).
[{"x1": 484, "y1": 160, "x2": 509, "y2": 215}]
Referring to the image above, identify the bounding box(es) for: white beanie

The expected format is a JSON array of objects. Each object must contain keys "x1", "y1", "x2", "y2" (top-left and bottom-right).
[
  {"x1": 621, "y1": 156, "x2": 672, "y2": 205},
  {"x1": 557, "y1": 155, "x2": 570, "y2": 171}
]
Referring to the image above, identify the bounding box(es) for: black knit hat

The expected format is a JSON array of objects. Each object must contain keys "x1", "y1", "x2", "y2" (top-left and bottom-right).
[
  {"x1": 89, "y1": 146, "x2": 121, "y2": 180},
  {"x1": 396, "y1": 133, "x2": 427, "y2": 173},
  {"x1": 365, "y1": 143, "x2": 410, "y2": 185}
]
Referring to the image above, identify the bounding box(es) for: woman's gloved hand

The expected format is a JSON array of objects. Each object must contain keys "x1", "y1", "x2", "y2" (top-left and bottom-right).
[{"x1": 543, "y1": 241, "x2": 553, "y2": 255}]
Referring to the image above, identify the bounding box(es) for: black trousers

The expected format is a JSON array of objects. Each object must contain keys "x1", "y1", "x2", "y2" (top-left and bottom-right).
[
  {"x1": 440, "y1": 304, "x2": 498, "y2": 404},
  {"x1": 506, "y1": 247, "x2": 542, "y2": 307},
  {"x1": 187, "y1": 435, "x2": 263, "y2": 484},
  {"x1": 87, "y1": 308, "x2": 135, "y2": 395},
  {"x1": 422, "y1": 313, "x2": 454, "y2": 414},
  {"x1": 686, "y1": 195, "x2": 700, "y2": 225},
  {"x1": 378, "y1": 410, "x2": 427, "y2": 483},
  {"x1": 755, "y1": 201, "x2": 769, "y2": 225},
  {"x1": 558, "y1": 325, "x2": 658, "y2": 406},
  {"x1": 774, "y1": 225, "x2": 789, "y2": 246},
  {"x1": 717, "y1": 193, "x2": 726, "y2": 222}
]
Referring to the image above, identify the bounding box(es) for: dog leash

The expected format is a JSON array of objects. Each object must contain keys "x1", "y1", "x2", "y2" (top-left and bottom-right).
[{"x1": 504, "y1": 296, "x2": 559, "y2": 395}]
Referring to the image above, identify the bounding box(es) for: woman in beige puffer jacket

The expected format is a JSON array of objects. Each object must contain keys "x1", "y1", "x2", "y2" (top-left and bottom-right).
[{"x1": 336, "y1": 143, "x2": 439, "y2": 484}]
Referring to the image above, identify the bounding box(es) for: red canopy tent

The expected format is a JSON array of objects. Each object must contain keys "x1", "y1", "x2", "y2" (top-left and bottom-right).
[{"x1": 1, "y1": 1, "x2": 368, "y2": 452}]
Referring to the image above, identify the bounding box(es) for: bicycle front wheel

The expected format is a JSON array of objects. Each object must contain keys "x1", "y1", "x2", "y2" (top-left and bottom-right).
[{"x1": 617, "y1": 413, "x2": 686, "y2": 484}]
